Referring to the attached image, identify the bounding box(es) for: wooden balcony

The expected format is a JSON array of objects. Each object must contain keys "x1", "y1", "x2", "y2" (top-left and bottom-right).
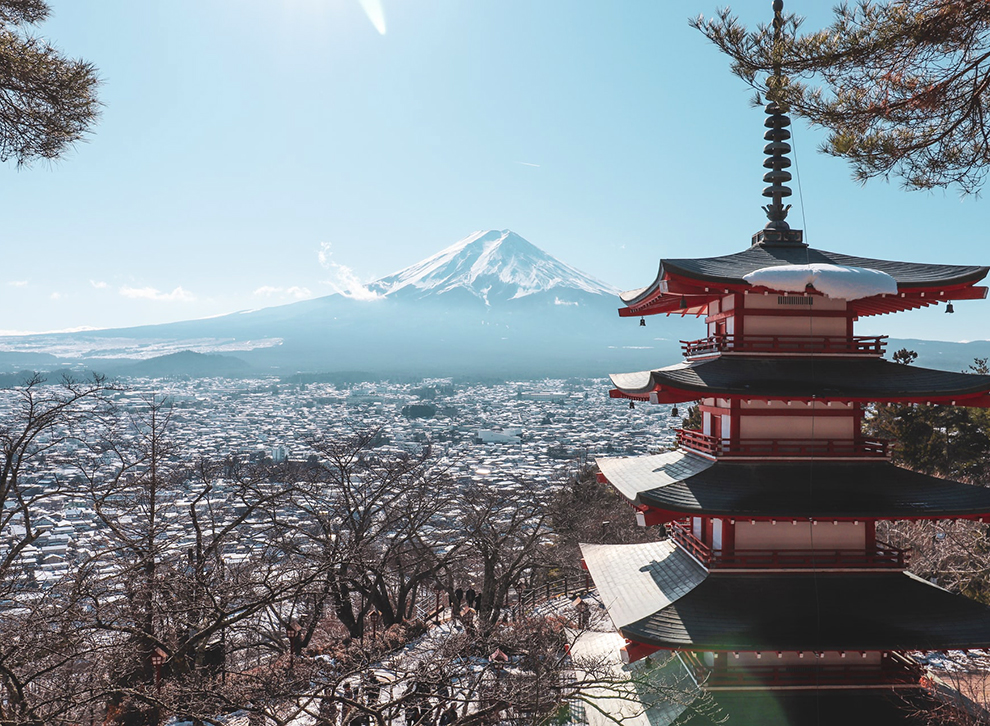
[
  {"x1": 676, "y1": 428, "x2": 891, "y2": 460},
  {"x1": 681, "y1": 334, "x2": 887, "y2": 358},
  {"x1": 669, "y1": 520, "x2": 909, "y2": 570},
  {"x1": 680, "y1": 650, "x2": 922, "y2": 690}
]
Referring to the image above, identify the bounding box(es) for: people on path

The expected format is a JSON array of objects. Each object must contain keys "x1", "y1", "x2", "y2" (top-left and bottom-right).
[
  {"x1": 575, "y1": 597, "x2": 590, "y2": 628},
  {"x1": 362, "y1": 672, "x2": 382, "y2": 707},
  {"x1": 341, "y1": 682, "x2": 355, "y2": 724},
  {"x1": 405, "y1": 676, "x2": 430, "y2": 725},
  {"x1": 450, "y1": 587, "x2": 464, "y2": 620},
  {"x1": 316, "y1": 689, "x2": 338, "y2": 725},
  {"x1": 460, "y1": 605, "x2": 477, "y2": 635}
]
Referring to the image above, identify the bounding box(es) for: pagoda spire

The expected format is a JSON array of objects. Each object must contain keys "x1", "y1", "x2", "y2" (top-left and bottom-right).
[{"x1": 753, "y1": 0, "x2": 804, "y2": 247}]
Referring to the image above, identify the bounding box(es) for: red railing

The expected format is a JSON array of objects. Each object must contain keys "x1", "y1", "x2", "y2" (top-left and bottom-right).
[
  {"x1": 680, "y1": 651, "x2": 921, "y2": 688},
  {"x1": 681, "y1": 334, "x2": 887, "y2": 358},
  {"x1": 669, "y1": 520, "x2": 712, "y2": 563},
  {"x1": 711, "y1": 545, "x2": 908, "y2": 569},
  {"x1": 676, "y1": 428, "x2": 890, "y2": 459},
  {"x1": 669, "y1": 520, "x2": 909, "y2": 570}
]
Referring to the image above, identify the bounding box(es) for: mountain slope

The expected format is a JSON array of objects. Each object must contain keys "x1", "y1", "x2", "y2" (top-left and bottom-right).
[
  {"x1": 0, "y1": 230, "x2": 692, "y2": 376},
  {"x1": 368, "y1": 230, "x2": 617, "y2": 304}
]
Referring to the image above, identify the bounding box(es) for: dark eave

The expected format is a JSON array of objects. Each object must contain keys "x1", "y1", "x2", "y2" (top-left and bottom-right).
[
  {"x1": 672, "y1": 689, "x2": 937, "y2": 726},
  {"x1": 623, "y1": 572, "x2": 990, "y2": 652},
  {"x1": 620, "y1": 246, "x2": 989, "y2": 309},
  {"x1": 609, "y1": 356, "x2": 990, "y2": 404},
  {"x1": 600, "y1": 459, "x2": 990, "y2": 520}
]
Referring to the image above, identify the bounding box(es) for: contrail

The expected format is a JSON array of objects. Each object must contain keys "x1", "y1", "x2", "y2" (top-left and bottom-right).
[{"x1": 515, "y1": 161, "x2": 541, "y2": 168}]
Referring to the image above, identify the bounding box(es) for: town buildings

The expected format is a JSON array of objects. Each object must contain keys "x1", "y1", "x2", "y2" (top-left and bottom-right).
[{"x1": 0, "y1": 376, "x2": 675, "y2": 590}]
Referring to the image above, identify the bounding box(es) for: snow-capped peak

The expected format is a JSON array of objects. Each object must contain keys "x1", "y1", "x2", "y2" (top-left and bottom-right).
[{"x1": 367, "y1": 230, "x2": 617, "y2": 304}]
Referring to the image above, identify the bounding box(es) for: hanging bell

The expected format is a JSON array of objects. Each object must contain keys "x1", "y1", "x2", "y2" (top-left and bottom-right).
[
  {"x1": 945, "y1": 302, "x2": 955, "y2": 314},
  {"x1": 679, "y1": 297, "x2": 688, "y2": 310},
  {"x1": 671, "y1": 405, "x2": 679, "y2": 417},
  {"x1": 639, "y1": 317, "x2": 646, "y2": 327}
]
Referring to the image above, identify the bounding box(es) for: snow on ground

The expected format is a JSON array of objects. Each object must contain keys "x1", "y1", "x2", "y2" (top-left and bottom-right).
[
  {"x1": 914, "y1": 650, "x2": 990, "y2": 674},
  {"x1": 165, "y1": 597, "x2": 583, "y2": 726},
  {"x1": 742, "y1": 264, "x2": 898, "y2": 300},
  {"x1": 0, "y1": 335, "x2": 283, "y2": 359}
]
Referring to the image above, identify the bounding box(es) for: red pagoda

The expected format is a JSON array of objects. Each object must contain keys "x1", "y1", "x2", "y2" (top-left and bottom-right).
[{"x1": 581, "y1": 3, "x2": 990, "y2": 723}]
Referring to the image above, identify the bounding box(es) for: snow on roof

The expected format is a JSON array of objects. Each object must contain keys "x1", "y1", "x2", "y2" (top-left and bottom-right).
[
  {"x1": 580, "y1": 541, "x2": 707, "y2": 630},
  {"x1": 742, "y1": 263, "x2": 898, "y2": 300},
  {"x1": 596, "y1": 450, "x2": 714, "y2": 501}
]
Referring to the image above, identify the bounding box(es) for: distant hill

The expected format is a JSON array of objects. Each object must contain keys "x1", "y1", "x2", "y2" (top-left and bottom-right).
[
  {"x1": 0, "y1": 370, "x2": 46, "y2": 389},
  {"x1": 887, "y1": 338, "x2": 990, "y2": 373},
  {"x1": 107, "y1": 351, "x2": 253, "y2": 379},
  {"x1": 0, "y1": 351, "x2": 64, "y2": 374}
]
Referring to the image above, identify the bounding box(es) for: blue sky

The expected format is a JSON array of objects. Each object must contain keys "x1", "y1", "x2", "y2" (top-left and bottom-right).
[{"x1": 3, "y1": 0, "x2": 988, "y2": 343}]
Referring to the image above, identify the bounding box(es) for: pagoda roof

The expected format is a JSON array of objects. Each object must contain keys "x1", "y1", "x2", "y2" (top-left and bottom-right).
[
  {"x1": 597, "y1": 454, "x2": 990, "y2": 520},
  {"x1": 581, "y1": 541, "x2": 708, "y2": 630},
  {"x1": 609, "y1": 356, "x2": 990, "y2": 405},
  {"x1": 621, "y1": 244, "x2": 989, "y2": 306},
  {"x1": 672, "y1": 689, "x2": 937, "y2": 726},
  {"x1": 614, "y1": 568, "x2": 990, "y2": 651},
  {"x1": 583, "y1": 543, "x2": 990, "y2": 652}
]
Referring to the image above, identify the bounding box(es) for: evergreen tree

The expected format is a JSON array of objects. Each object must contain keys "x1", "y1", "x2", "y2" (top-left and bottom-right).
[
  {"x1": 865, "y1": 352, "x2": 990, "y2": 483},
  {"x1": 693, "y1": 0, "x2": 990, "y2": 193},
  {"x1": 0, "y1": 0, "x2": 100, "y2": 164}
]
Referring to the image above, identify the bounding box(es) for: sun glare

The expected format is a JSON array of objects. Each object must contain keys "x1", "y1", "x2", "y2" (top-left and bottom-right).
[{"x1": 358, "y1": 0, "x2": 387, "y2": 35}]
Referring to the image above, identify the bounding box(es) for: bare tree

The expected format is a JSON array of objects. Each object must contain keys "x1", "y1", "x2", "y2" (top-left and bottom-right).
[
  {"x1": 254, "y1": 612, "x2": 712, "y2": 726},
  {"x1": 76, "y1": 396, "x2": 312, "y2": 725},
  {"x1": 0, "y1": 373, "x2": 113, "y2": 586},
  {"x1": 0, "y1": 566, "x2": 113, "y2": 726},
  {"x1": 290, "y1": 432, "x2": 465, "y2": 642},
  {"x1": 879, "y1": 518, "x2": 990, "y2": 605},
  {"x1": 458, "y1": 479, "x2": 553, "y2": 628}
]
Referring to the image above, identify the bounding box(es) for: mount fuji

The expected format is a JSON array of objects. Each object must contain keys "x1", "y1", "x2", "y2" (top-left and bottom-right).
[
  {"x1": 0, "y1": 231, "x2": 693, "y2": 378},
  {"x1": 367, "y1": 229, "x2": 617, "y2": 305}
]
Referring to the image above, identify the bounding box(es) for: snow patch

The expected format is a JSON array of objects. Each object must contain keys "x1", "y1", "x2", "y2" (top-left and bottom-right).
[
  {"x1": 0, "y1": 336, "x2": 283, "y2": 359},
  {"x1": 743, "y1": 264, "x2": 898, "y2": 300},
  {"x1": 367, "y1": 230, "x2": 618, "y2": 303}
]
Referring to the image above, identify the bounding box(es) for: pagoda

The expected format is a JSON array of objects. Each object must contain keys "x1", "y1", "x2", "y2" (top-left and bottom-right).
[{"x1": 580, "y1": 3, "x2": 990, "y2": 723}]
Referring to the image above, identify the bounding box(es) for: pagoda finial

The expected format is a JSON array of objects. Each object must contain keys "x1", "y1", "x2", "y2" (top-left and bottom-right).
[{"x1": 753, "y1": 0, "x2": 804, "y2": 247}]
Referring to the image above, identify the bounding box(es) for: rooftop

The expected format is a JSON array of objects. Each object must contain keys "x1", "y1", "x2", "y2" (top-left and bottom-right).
[
  {"x1": 620, "y1": 571, "x2": 990, "y2": 652},
  {"x1": 597, "y1": 456, "x2": 990, "y2": 520},
  {"x1": 609, "y1": 357, "x2": 990, "y2": 405}
]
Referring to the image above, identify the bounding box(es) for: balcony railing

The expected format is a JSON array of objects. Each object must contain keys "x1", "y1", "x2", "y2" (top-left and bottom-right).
[
  {"x1": 681, "y1": 334, "x2": 887, "y2": 358},
  {"x1": 669, "y1": 520, "x2": 712, "y2": 563},
  {"x1": 669, "y1": 520, "x2": 909, "y2": 570},
  {"x1": 676, "y1": 428, "x2": 891, "y2": 459},
  {"x1": 679, "y1": 651, "x2": 922, "y2": 689}
]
